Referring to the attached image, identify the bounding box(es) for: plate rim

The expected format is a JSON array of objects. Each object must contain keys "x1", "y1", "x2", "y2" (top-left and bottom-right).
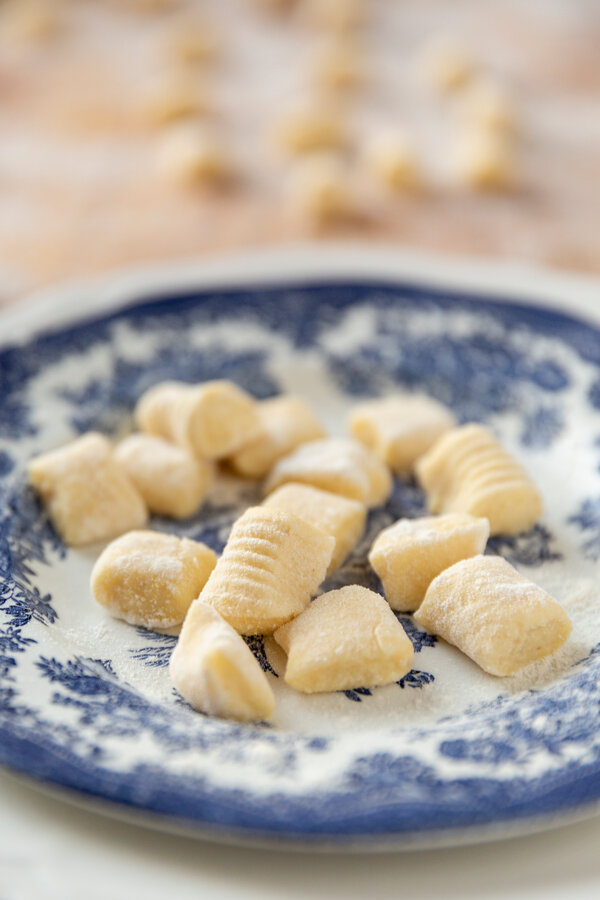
[{"x1": 2, "y1": 242, "x2": 600, "y2": 849}]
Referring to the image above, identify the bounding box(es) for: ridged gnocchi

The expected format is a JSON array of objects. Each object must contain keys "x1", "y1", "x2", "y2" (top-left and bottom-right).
[
  {"x1": 115, "y1": 433, "x2": 212, "y2": 519},
  {"x1": 264, "y1": 438, "x2": 392, "y2": 507},
  {"x1": 199, "y1": 506, "x2": 334, "y2": 634},
  {"x1": 414, "y1": 555, "x2": 572, "y2": 676},
  {"x1": 263, "y1": 483, "x2": 366, "y2": 574},
  {"x1": 274, "y1": 585, "x2": 414, "y2": 693},
  {"x1": 349, "y1": 394, "x2": 455, "y2": 474},
  {"x1": 170, "y1": 600, "x2": 275, "y2": 722},
  {"x1": 369, "y1": 513, "x2": 489, "y2": 612},
  {"x1": 415, "y1": 424, "x2": 542, "y2": 535},
  {"x1": 230, "y1": 395, "x2": 325, "y2": 478},
  {"x1": 28, "y1": 432, "x2": 147, "y2": 547},
  {"x1": 135, "y1": 380, "x2": 260, "y2": 460},
  {"x1": 91, "y1": 530, "x2": 217, "y2": 630}
]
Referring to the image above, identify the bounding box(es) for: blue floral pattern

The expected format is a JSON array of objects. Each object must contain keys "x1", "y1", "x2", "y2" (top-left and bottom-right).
[{"x1": 1, "y1": 274, "x2": 600, "y2": 846}]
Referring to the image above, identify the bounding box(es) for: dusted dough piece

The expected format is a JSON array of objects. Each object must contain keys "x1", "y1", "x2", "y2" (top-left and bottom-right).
[
  {"x1": 369, "y1": 513, "x2": 489, "y2": 612},
  {"x1": 454, "y1": 129, "x2": 516, "y2": 191},
  {"x1": 264, "y1": 438, "x2": 392, "y2": 508},
  {"x1": 199, "y1": 506, "x2": 334, "y2": 634},
  {"x1": 363, "y1": 132, "x2": 422, "y2": 192},
  {"x1": 349, "y1": 394, "x2": 455, "y2": 474},
  {"x1": 263, "y1": 483, "x2": 366, "y2": 574},
  {"x1": 91, "y1": 530, "x2": 217, "y2": 630},
  {"x1": 313, "y1": 40, "x2": 365, "y2": 92},
  {"x1": 159, "y1": 125, "x2": 234, "y2": 187},
  {"x1": 28, "y1": 432, "x2": 147, "y2": 547},
  {"x1": 135, "y1": 380, "x2": 260, "y2": 460},
  {"x1": 288, "y1": 155, "x2": 355, "y2": 225},
  {"x1": 115, "y1": 434, "x2": 212, "y2": 519},
  {"x1": 414, "y1": 555, "x2": 572, "y2": 676},
  {"x1": 304, "y1": 0, "x2": 365, "y2": 33},
  {"x1": 419, "y1": 37, "x2": 475, "y2": 94},
  {"x1": 274, "y1": 585, "x2": 414, "y2": 693},
  {"x1": 276, "y1": 105, "x2": 347, "y2": 155},
  {"x1": 461, "y1": 81, "x2": 517, "y2": 135},
  {"x1": 167, "y1": 21, "x2": 220, "y2": 66},
  {"x1": 170, "y1": 600, "x2": 275, "y2": 721},
  {"x1": 415, "y1": 424, "x2": 542, "y2": 536},
  {"x1": 142, "y1": 74, "x2": 211, "y2": 127},
  {"x1": 230, "y1": 395, "x2": 325, "y2": 478}
]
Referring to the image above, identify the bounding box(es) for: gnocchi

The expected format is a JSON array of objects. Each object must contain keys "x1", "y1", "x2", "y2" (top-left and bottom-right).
[
  {"x1": 28, "y1": 432, "x2": 147, "y2": 547},
  {"x1": 230, "y1": 395, "x2": 325, "y2": 478},
  {"x1": 264, "y1": 437, "x2": 392, "y2": 507},
  {"x1": 276, "y1": 105, "x2": 347, "y2": 155},
  {"x1": 369, "y1": 513, "x2": 489, "y2": 612},
  {"x1": 454, "y1": 129, "x2": 516, "y2": 191},
  {"x1": 115, "y1": 434, "x2": 212, "y2": 519},
  {"x1": 415, "y1": 423, "x2": 542, "y2": 535},
  {"x1": 363, "y1": 132, "x2": 422, "y2": 192},
  {"x1": 349, "y1": 394, "x2": 455, "y2": 474},
  {"x1": 135, "y1": 380, "x2": 260, "y2": 460},
  {"x1": 274, "y1": 585, "x2": 414, "y2": 693},
  {"x1": 159, "y1": 125, "x2": 234, "y2": 187},
  {"x1": 263, "y1": 483, "x2": 366, "y2": 574},
  {"x1": 199, "y1": 506, "x2": 334, "y2": 634},
  {"x1": 170, "y1": 600, "x2": 275, "y2": 721},
  {"x1": 91, "y1": 530, "x2": 217, "y2": 630},
  {"x1": 287, "y1": 155, "x2": 356, "y2": 225},
  {"x1": 414, "y1": 555, "x2": 572, "y2": 676}
]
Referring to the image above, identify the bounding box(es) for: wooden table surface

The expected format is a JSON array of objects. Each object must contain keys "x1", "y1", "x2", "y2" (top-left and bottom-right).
[{"x1": 1, "y1": 0, "x2": 599, "y2": 308}]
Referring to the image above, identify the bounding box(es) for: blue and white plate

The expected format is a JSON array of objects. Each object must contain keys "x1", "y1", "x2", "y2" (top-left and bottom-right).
[{"x1": 2, "y1": 246, "x2": 600, "y2": 850}]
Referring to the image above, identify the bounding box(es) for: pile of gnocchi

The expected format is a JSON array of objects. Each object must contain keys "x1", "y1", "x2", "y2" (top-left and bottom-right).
[{"x1": 28, "y1": 380, "x2": 571, "y2": 722}]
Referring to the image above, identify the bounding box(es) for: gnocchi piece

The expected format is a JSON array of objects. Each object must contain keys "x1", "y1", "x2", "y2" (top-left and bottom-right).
[
  {"x1": 454, "y1": 129, "x2": 516, "y2": 190},
  {"x1": 167, "y1": 21, "x2": 220, "y2": 66},
  {"x1": 115, "y1": 434, "x2": 212, "y2": 519},
  {"x1": 460, "y1": 80, "x2": 517, "y2": 135},
  {"x1": 229, "y1": 395, "x2": 325, "y2": 478},
  {"x1": 419, "y1": 37, "x2": 475, "y2": 94},
  {"x1": 5, "y1": 0, "x2": 61, "y2": 43},
  {"x1": 28, "y1": 433, "x2": 147, "y2": 547},
  {"x1": 142, "y1": 74, "x2": 211, "y2": 127},
  {"x1": 91, "y1": 530, "x2": 217, "y2": 630},
  {"x1": 414, "y1": 555, "x2": 572, "y2": 676},
  {"x1": 135, "y1": 380, "x2": 260, "y2": 460},
  {"x1": 159, "y1": 125, "x2": 234, "y2": 187},
  {"x1": 369, "y1": 513, "x2": 489, "y2": 612},
  {"x1": 274, "y1": 585, "x2": 414, "y2": 693},
  {"x1": 363, "y1": 132, "x2": 422, "y2": 192},
  {"x1": 349, "y1": 394, "x2": 455, "y2": 474},
  {"x1": 288, "y1": 155, "x2": 356, "y2": 225},
  {"x1": 263, "y1": 483, "x2": 366, "y2": 573},
  {"x1": 276, "y1": 104, "x2": 347, "y2": 155},
  {"x1": 170, "y1": 600, "x2": 275, "y2": 721},
  {"x1": 199, "y1": 506, "x2": 334, "y2": 634},
  {"x1": 304, "y1": 0, "x2": 365, "y2": 33},
  {"x1": 264, "y1": 438, "x2": 392, "y2": 508},
  {"x1": 415, "y1": 424, "x2": 542, "y2": 536},
  {"x1": 313, "y1": 40, "x2": 365, "y2": 92}
]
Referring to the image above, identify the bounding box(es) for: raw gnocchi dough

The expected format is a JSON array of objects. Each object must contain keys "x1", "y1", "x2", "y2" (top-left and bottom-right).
[
  {"x1": 349, "y1": 394, "x2": 455, "y2": 474},
  {"x1": 170, "y1": 600, "x2": 275, "y2": 721},
  {"x1": 230, "y1": 395, "x2": 325, "y2": 478},
  {"x1": 115, "y1": 434, "x2": 212, "y2": 519},
  {"x1": 159, "y1": 125, "x2": 234, "y2": 187},
  {"x1": 135, "y1": 380, "x2": 260, "y2": 460},
  {"x1": 199, "y1": 506, "x2": 334, "y2": 634},
  {"x1": 276, "y1": 105, "x2": 347, "y2": 154},
  {"x1": 264, "y1": 438, "x2": 392, "y2": 507},
  {"x1": 363, "y1": 132, "x2": 422, "y2": 192},
  {"x1": 415, "y1": 424, "x2": 542, "y2": 536},
  {"x1": 369, "y1": 513, "x2": 489, "y2": 611},
  {"x1": 263, "y1": 483, "x2": 366, "y2": 573},
  {"x1": 274, "y1": 585, "x2": 414, "y2": 693},
  {"x1": 28, "y1": 432, "x2": 147, "y2": 546},
  {"x1": 414, "y1": 555, "x2": 572, "y2": 676},
  {"x1": 287, "y1": 155, "x2": 355, "y2": 225},
  {"x1": 91, "y1": 530, "x2": 217, "y2": 630},
  {"x1": 454, "y1": 129, "x2": 516, "y2": 191}
]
